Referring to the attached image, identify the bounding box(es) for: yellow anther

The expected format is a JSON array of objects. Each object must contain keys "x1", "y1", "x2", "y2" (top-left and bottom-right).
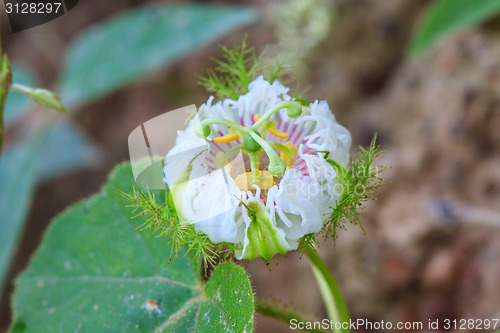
[
  {"x1": 280, "y1": 142, "x2": 298, "y2": 168},
  {"x1": 268, "y1": 127, "x2": 289, "y2": 139},
  {"x1": 234, "y1": 171, "x2": 274, "y2": 191},
  {"x1": 254, "y1": 114, "x2": 288, "y2": 139},
  {"x1": 253, "y1": 114, "x2": 263, "y2": 126},
  {"x1": 214, "y1": 133, "x2": 239, "y2": 143}
]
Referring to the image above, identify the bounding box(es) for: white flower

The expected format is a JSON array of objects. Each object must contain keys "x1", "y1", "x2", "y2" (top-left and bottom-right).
[{"x1": 164, "y1": 76, "x2": 351, "y2": 261}]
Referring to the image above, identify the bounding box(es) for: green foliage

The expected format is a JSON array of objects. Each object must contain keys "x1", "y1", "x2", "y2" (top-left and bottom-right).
[
  {"x1": 198, "y1": 38, "x2": 264, "y2": 100},
  {"x1": 10, "y1": 83, "x2": 66, "y2": 113},
  {"x1": 121, "y1": 186, "x2": 238, "y2": 268},
  {"x1": 326, "y1": 134, "x2": 386, "y2": 241},
  {"x1": 297, "y1": 233, "x2": 319, "y2": 255},
  {"x1": 408, "y1": 0, "x2": 500, "y2": 57},
  {"x1": 198, "y1": 38, "x2": 301, "y2": 101},
  {"x1": 58, "y1": 4, "x2": 259, "y2": 107},
  {"x1": 10, "y1": 163, "x2": 254, "y2": 333},
  {"x1": 0, "y1": 55, "x2": 12, "y2": 156},
  {"x1": 300, "y1": 134, "x2": 387, "y2": 249},
  {"x1": 4, "y1": 65, "x2": 37, "y2": 127},
  {"x1": 121, "y1": 187, "x2": 213, "y2": 265},
  {"x1": 0, "y1": 130, "x2": 45, "y2": 294},
  {"x1": 0, "y1": 63, "x2": 92, "y2": 297},
  {"x1": 0, "y1": 121, "x2": 96, "y2": 295}
]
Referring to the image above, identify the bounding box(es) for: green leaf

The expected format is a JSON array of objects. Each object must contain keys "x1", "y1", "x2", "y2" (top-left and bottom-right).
[
  {"x1": 0, "y1": 120, "x2": 97, "y2": 296},
  {"x1": 4, "y1": 66, "x2": 38, "y2": 127},
  {"x1": 10, "y1": 84, "x2": 66, "y2": 113},
  {"x1": 0, "y1": 130, "x2": 45, "y2": 294},
  {"x1": 58, "y1": 4, "x2": 259, "y2": 107},
  {"x1": 0, "y1": 121, "x2": 97, "y2": 296},
  {"x1": 408, "y1": 0, "x2": 500, "y2": 57},
  {"x1": 10, "y1": 163, "x2": 254, "y2": 333}
]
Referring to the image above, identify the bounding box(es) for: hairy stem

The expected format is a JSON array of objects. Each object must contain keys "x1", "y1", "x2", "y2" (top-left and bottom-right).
[
  {"x1": 255, "y1": 299, "x2": 329, "y2": 333},
  {"x1": 0, "y1": 55, "x2": 12, "y2": 157},
  {"x1": 304, "y1": 245, "x2": 350, "y2": 333}
]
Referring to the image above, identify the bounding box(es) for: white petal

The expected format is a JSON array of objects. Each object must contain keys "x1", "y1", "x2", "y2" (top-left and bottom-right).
[
  {"x1": 188, "y1": 169, "x2": 243, "y2": 243},
  {"x1": 298, "y1": 101, "x2": 352, "y2": 168},
  {"x1": 270, "y1": 169, "x2": 331, "y2": 240},
  {"x1": 163, "y1": 122, "x2": 208, "y2": 186}
]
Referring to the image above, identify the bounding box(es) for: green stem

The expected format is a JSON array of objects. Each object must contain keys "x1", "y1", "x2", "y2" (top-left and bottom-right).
[
  {"x1": 0, "y1": 55, "x2": 12, "y2": 157},
  {"x1": 268, "y1": 141, "x2": 295, "y2": 158},
  {"x1": 248, "y1": 131, "x2": 285, "y2": 176},
  {"x1": 303, "y1": 245, "x2": 350, "y2": 333},
  {"x1": 10, "y1": 82, "x2": 31, "y2": 95},
  {"x1": 255, "y1": 299, "x2": 329, "y2": 333},
  {"x1": 198, "y1": 117, "x2": 249, "y2": 137},
  {"x1": 247, "y1": 151, "x2": 261, "y2": 179},
  {"x1": 251, "y1": 101, "x2": 301, "y2": 130},
  {"x1": 259, "y1": 119, "x2": 277, "y2": 135}
]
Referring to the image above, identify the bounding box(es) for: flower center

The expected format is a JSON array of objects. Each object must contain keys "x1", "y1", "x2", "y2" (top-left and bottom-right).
[{"x1": 196, "y1": 101, "x2": 302, "y2": 191}]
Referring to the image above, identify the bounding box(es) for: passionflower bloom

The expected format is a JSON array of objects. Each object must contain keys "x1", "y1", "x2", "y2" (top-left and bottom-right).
[{"x1": 163, "y1": 76, "x2": 351, "y2": 261}]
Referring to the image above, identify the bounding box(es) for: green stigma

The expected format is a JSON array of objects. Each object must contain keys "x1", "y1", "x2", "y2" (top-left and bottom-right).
[
  {"x1": 198, "y1": 100, "x2": 304, "y2": 179},
  {"x1": 243, "y1": 131, "x2": 261, "y2": 151}
]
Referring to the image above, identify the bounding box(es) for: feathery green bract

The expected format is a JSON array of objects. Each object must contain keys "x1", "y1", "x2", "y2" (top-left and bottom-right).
[
  {"x1": 198, "y1": 37, "x2": 263, "y2": 100},
  {"x1": 326, "y1": 134, "x2": 386, "y2": 242},
  {"x1": 120, "y1": 187, "x2": 238, "y2": 268},
  {"x1": 198, "y1": 37, "x2": 307, "y2": 101},
  {"x1": 300, "y1": 134, "x2": 387, "y2": 250}
]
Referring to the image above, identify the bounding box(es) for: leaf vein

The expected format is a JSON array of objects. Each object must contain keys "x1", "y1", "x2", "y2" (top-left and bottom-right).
[
  {"x1": 153, "y1": 295, "x2": 205, "y2": 333},
  {"x1": 20, "y1": 275, "x2": 199, "y2": 290}
]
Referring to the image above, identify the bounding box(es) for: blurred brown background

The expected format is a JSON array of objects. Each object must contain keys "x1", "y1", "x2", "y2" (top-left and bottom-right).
[{"x1": 1, "y1": 0, "x2": 500, "y2": 332}]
